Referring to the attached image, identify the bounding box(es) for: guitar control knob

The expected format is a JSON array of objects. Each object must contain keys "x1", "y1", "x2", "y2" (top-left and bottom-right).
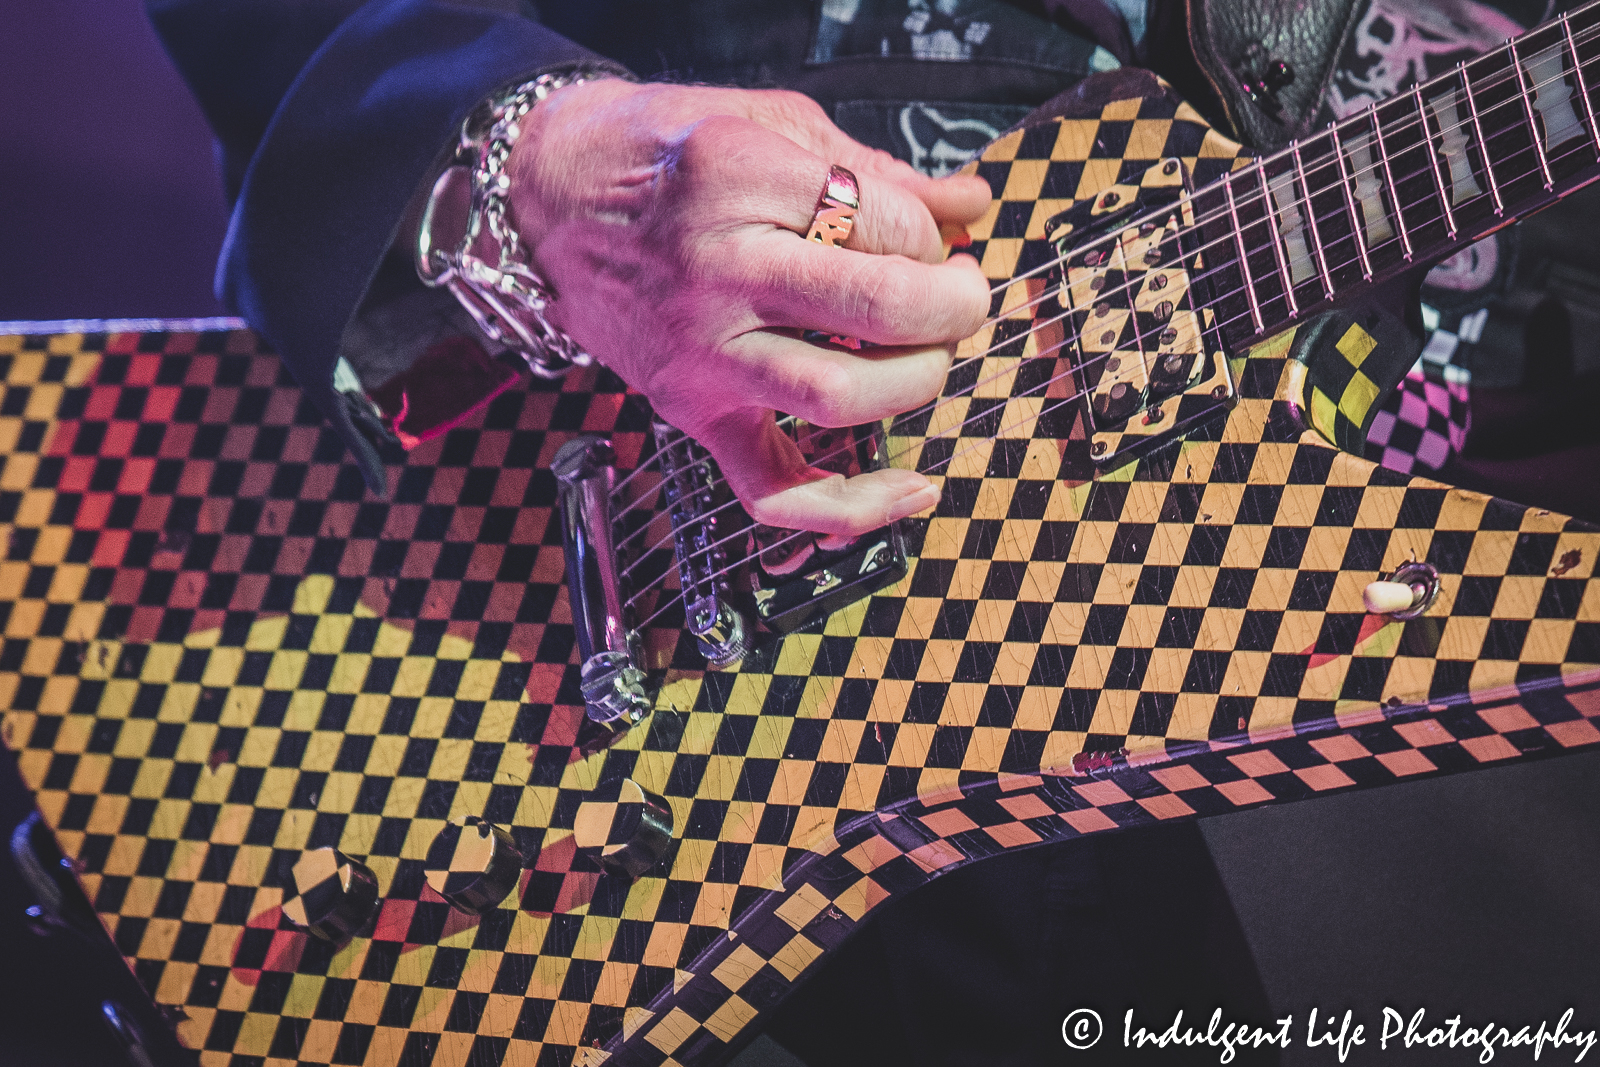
[
  {"x1": 1363, "y1": 561, "x2": 1441, "y2": 620},
  {"x1": 574, "y1": 779, "x2": 674, "y2": 881},
  {"x1": 281, "y1": 848, "x2": 379, "y2": 943},
  {"x1": 424, "y1": 818, "x2": 524, "y2": 914}
]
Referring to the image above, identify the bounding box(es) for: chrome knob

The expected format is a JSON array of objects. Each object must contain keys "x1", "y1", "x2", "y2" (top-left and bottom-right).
[
  {"x1": 281, "y1": 848, "x2": 379, "y2": 943},
  {"x1": 423, "y1": 818, "x2": 525, "y2": 914},
  {"x1": 574, "y1": 780, "x2": 674, "y2": 881}
]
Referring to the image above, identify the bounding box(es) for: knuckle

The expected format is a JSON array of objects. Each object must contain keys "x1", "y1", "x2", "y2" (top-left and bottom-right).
[
  {"x1": 763, "y1": 89, "x2": 828, "y2": 127},
  {"x1": 785, "y1": 358, "x2": 856, "y2": 425},
  {"x1": 745, "y1": 495, "x2": 786, "y2": 529},
  {"x1": 856, "y1": 261, "x2": 919, "y2": 334},
  {"x1": 673, "y1": 117, "x2": 732, "y2": 176},
  {"x1": 861, "y1": 194, "x2": 938, "y2": 260},
  {"x1": 810, "y1": 368, "x2": 859, "y2": 426},
  {"x1": 908, "y1": 349, "x2": 953, "y2": 405}
]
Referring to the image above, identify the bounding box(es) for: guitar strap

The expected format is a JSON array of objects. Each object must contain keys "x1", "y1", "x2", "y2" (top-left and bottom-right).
[{"x1": 1182, "y1": 0, "x2": 1366, "y2": 153}]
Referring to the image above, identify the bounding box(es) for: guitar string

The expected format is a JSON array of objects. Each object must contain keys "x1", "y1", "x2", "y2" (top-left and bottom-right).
[
  {"x1": 936, "y1": 21, "x2": 1600, "y2": 348},
  {"x1": 606, "y1": 30, "x2": 1595, "y2": 551},
  {"x1": 620, "y1": 125, "x2": 1594, "y2": 626},
  {"x1": 617, "y1": 113, "x2": 1578, "y2": 592},
  {"x1": 880, "y1": 35, "x2": 1598, "y2": 402},
  {"x1": 602, "y1": 32, "x2": 1586, "y2": 510},
  {"x1": 613, "y1": 93, "x2": 1573, "y2": 579},
  {"x1": 608, "y1": 32, "x2": 1596, "y2": 585},
  {"x1": 607, "y1": 33, "x2": 1594, "y2": 543},
  {"x1": 630, "y1": 122, "x2": 1600, "y2": 627}
]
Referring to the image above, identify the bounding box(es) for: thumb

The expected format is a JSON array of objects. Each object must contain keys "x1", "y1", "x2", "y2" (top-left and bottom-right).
[{"x1": 696, "y1": 408, "x2": 941, "y2": 537}]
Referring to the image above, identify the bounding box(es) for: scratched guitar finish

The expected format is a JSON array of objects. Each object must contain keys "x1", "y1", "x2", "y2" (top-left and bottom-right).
[{"x1": 7, "y1": 25, "x2": 1600, "y2": 1067}]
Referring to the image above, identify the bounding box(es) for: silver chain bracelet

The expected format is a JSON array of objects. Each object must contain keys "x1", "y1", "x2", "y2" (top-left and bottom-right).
[{"x1": 415, "y1": 71, "x2": 606, "y2": 378}]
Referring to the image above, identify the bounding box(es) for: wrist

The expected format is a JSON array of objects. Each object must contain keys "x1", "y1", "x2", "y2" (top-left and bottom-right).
[
  {"x1": 414, "y1": 68, "x2": 620, "y2": 379},
  {"x1": 503, "y1": 76, "x2": 651, "y2": 251}
]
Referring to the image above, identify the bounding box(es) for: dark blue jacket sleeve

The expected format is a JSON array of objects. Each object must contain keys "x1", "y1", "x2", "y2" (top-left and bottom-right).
[{"x1": 147, "y1": 0, "x2": 628, "y2": 492}]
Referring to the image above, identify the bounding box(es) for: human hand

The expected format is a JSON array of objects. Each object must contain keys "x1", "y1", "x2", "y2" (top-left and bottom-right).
[{"x1": 505, "y1": 78, "x2": 992, "y2": 537}]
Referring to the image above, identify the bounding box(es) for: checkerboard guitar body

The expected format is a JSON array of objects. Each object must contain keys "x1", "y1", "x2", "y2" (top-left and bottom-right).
[{"x1": 5, "y1": 72, "x2": 1600, "y2": 1067}]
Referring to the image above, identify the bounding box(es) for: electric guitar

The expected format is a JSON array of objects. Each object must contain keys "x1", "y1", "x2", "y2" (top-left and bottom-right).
[{"x1": 4, "y1": 6, "x2": 1600, "y2": 1067}]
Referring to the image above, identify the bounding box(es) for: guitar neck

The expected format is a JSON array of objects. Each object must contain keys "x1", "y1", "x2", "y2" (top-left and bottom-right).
[{"x1": 1202, "y1": 0, "x2": 1600, "y2": 349}]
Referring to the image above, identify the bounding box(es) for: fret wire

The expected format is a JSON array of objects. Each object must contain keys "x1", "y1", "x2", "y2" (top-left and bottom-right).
[
  {"x1": 1222, "y1": 173, "x2": 1265, "y2": 334},
  {"x1": 1256, "y1": 163, "x2": 1299, "y2": 317},
  {"x1": 1459, "y1": 60, "x2": 1505, "y2": 214},
  {"x1": 961, "y1": 26, "x2": 1600, "y2": 345},
  {"x1": 1564, "y1": 15, "x2": 1600, "y2": 154},
  {"x1": 1370, "y1": 100, "x2": 1413, "y2": 260},
  {"x1": 644, "y1": 112, "x2": 1600, "y2": 566},
  {"x1": 1415, "y1": 84, "x2": 1458, "y2": 238},
  {"x1": 1326, "y1": 125, "x2": 1373, "y2": 280},
  {"x1": 646, "y1": 23, "x2": 1600, "y2": 575},
  {"x1": 1508, "y1": 36, "x2": 1556, "y2": 189},
  {"x1": 1292, "y1": 143, "x2": 1336, "y2": 299}
]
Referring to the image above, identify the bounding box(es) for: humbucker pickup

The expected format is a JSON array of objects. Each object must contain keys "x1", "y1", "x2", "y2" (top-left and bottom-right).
[{"x1": 1046, "y1": 158, "x2": 1236, "y2": 469}]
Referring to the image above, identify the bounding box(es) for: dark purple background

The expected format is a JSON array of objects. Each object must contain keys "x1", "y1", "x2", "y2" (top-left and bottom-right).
[{"x1": 0, "y1": 0, "x2": 228, "y2": 321}]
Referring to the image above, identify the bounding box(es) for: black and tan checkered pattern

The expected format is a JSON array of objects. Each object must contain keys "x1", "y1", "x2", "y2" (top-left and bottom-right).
[{"x1": 5, "y1": 79, "x2": 1600, "y2": 1067}]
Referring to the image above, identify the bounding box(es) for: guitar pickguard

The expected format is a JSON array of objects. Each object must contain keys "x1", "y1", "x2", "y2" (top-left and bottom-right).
[{"x1": 4, "y1": 69, "x2": 1600, "y2": 1067}]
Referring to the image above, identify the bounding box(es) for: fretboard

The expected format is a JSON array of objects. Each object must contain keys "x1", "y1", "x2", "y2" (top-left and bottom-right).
[{"x1": 1193, "y1": 0, "x2": 1600, "y2": 349}]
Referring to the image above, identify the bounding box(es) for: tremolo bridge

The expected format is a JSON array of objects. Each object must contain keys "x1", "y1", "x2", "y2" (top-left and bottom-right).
[
  {"x1": 555, "y1": 420, "x2": 909, "y2": 727},
  {"x1": 1048, "y1": 157, "x2": 1236, "y2": 468},
  {"x1": 556, "y1": 158, "x2": 1243, "y2": 728}
]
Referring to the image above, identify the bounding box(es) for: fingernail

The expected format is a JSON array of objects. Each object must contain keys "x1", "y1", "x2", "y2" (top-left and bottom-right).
[
  {"x1": 942, "y1": 223, "x2": 973, "y2": 249},
  {"x1": 887, "y1": 483, "x2": 941, "y2": 523}
]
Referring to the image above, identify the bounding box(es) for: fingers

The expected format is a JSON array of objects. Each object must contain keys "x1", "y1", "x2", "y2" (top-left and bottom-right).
[
  {"x1": 659, "y1": 119, "x2": 991, "y2": 343},
  {"x1": 711, "y1": 330, "x2": 953, "y2": 428},
  {"x1": 790, "y1": 154, "x2": 989, "y2": 263},
  {"x1": 696, "y1": 408, "x2": 941, "y2": 537},
  {"x1": 829, "y1": 144, "x2": 993, "y2": 235},
  {"x1": 696, "y1": 115, "x2": 988, "y2": 265},
  {"x1": 750, "y1": 469, "x2": 942, "y2": 537},
  {"x1": 746, "y1": 138, "x2": 949, "y2": 262},
  {"x1": 748, "y1": 236, "x2": 991, "y2": 345},
  {"x1": 745, "y1": 89, "x2": 992, "y2": 237}
]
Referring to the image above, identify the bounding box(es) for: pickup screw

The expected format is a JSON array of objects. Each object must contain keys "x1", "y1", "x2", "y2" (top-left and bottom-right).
[
  {"x1": 1212, "y1": 384, "x2": 1229, "y2": 399},
  {"x1": 1101, "y1": 191, "x2": 1120, "y2": 208},
  {"x1": 1092, "y1": 441, "x2": 1108, "y2": 456},
  {"x1": 1163, "y1": 160, "x2": 1179, "y2": 176}
]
